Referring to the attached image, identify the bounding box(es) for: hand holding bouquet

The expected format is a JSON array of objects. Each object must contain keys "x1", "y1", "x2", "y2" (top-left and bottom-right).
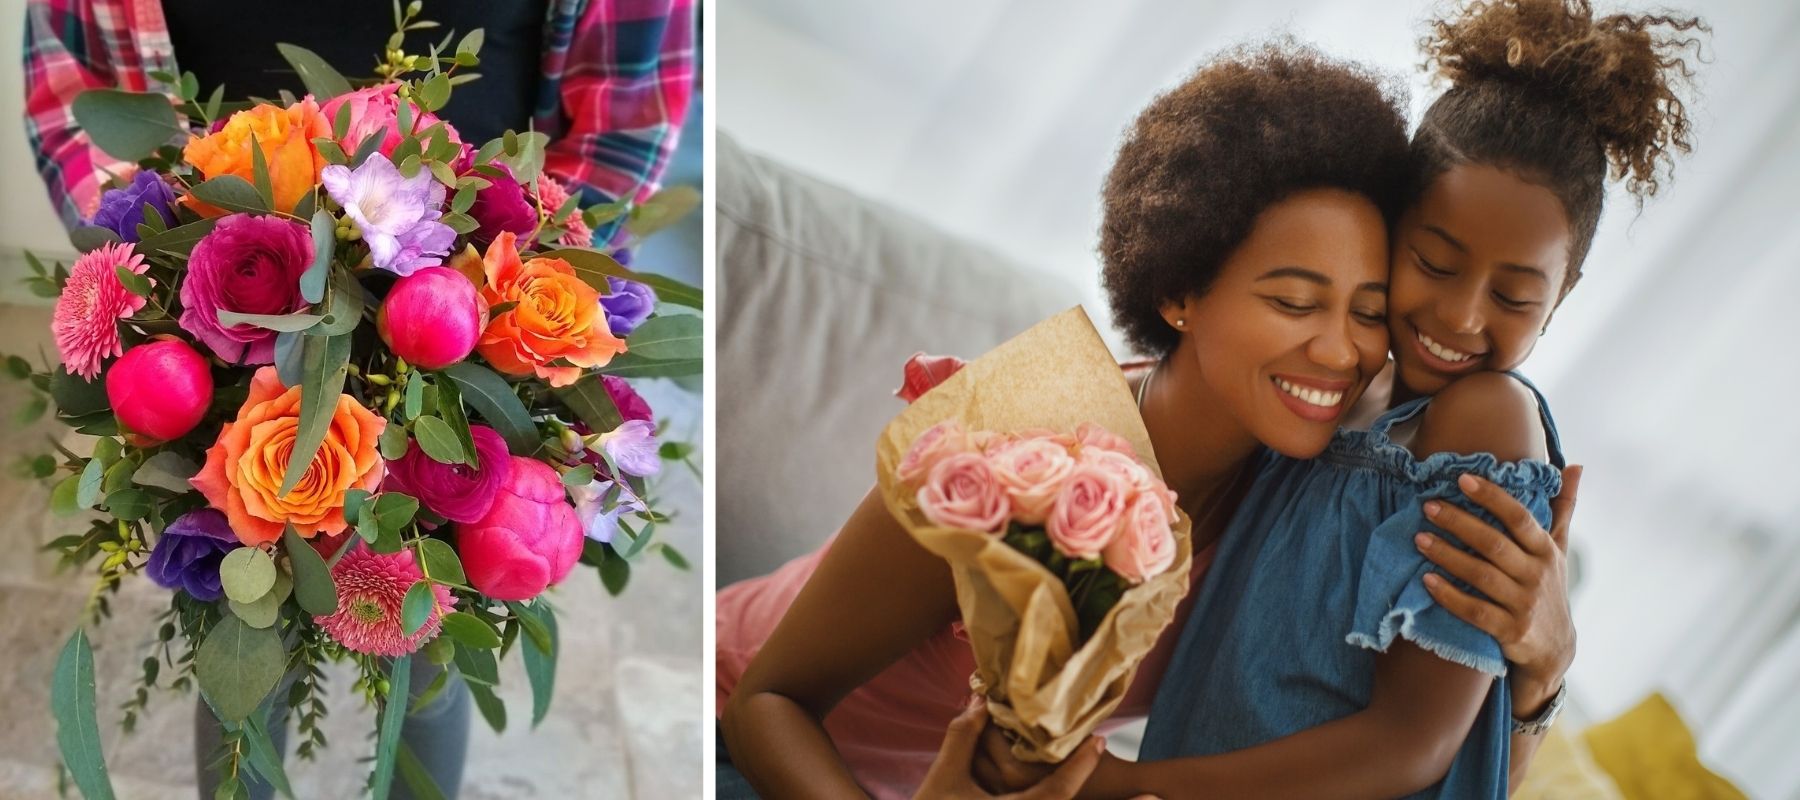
[{"x1": 875, "y1": 308, "x2": 1193, "y2": 763}]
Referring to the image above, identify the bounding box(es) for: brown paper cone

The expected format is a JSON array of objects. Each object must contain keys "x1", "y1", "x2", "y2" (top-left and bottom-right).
[{"x1": 874, "y1": 307, "x2": 1195, "y2": 763}]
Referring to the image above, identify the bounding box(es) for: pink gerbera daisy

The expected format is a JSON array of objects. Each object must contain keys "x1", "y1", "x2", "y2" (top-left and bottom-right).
[
  {"x1": 535, "y1": 176, "x2": 594, "y2": 247},
  {"x1": 315, "y1": 543, "x2": 456, "y2": 657},
  {"x1": 53, "y1": 241, "x2": 151, "y2": 380}
]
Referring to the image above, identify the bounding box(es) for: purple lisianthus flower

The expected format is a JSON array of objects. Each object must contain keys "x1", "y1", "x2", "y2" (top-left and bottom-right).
[
  {"x1": 179, "y1": 214, "x2": 312, "y2": 364},
  {"x1": 600, "y1": 278, "x2": 657, "y2": 337},
  {"x1": 89, "y1": 171, "x2": 177, "y2": 243},
  {"x1": 466, "y1": 164, "x2": 537, "y2": 250},
  {"x1": 384, "y1": 424, "x2": 514, "y2": 522},
  {"x1": 598, "y1": 419, "x2": 660, "y2": 478},
  {"x1": 568, "y1": 479, "x2": 647, "y2": 544},
  {"x1": 321, "y1": 154, "x2": 456, "y2": 277},
  {"x1": 601, "y1": 375, "x2": 654, "y2": 425},
  {"x1": 145, "y1": 509, "x2": 238, "y2": 601}
]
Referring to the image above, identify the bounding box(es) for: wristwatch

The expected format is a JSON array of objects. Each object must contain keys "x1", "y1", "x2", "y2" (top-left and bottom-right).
[{"x1": 1511, "y1": 680, "x2": 1568, "y2": 736}]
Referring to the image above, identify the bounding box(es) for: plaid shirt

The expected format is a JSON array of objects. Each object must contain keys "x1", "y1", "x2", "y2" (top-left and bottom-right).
[{"x1": 23, "y1": 0, "x2": 695, "y2": 244}]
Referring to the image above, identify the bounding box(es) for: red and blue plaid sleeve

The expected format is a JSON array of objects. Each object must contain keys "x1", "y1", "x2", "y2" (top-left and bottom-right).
[
  {"x1": 534, "y1": 0, "x2": 697, "y2": 245},
  {"x1": 23, "y1": 0, "x2": 132, "y2": 229}
]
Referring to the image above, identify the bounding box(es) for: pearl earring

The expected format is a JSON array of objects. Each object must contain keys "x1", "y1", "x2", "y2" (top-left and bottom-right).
[{"x1": 1175, "y1": 319, "x2": 1187, "y2": 328}]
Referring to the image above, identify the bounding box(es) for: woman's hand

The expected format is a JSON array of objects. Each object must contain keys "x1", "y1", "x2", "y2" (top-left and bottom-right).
[
  {"x1": 917, "y1": 698, "x2": 1107, "y2": 800},
  {"x1": 1415, "y1": 464, "x2": 1583, "y2": 716}
]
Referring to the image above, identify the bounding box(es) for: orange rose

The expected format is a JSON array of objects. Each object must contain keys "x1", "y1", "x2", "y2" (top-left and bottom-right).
[
  {"x1": 191, "y1": 367, "x2": 386, "y2": 545},
  {"x1": 182, "y1": 100, "x2": 330, "y2": 217},
  {"x1": 476, "y1": 232, "x2": 627, "y2": 387}
]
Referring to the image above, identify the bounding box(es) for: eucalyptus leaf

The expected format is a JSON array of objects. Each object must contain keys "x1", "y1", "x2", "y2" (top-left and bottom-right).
[
  {"x1": 228, "y1": 571, "x2": 290, "y2": 629},
  {"x1": 434, "y1": 378, "x2": 477, "y2": 468},
  {"x1": 283, "y1": 524, "x2": 339, "y2": 616},
  {"x1": 274, "y1": 43, "x2": 352, "y2": 100},
  {"x1": 278, "y1": 334, "x2": 353, "y2": 497},
  {"x1": 72, "y1": 89, "x2": 182, "y2": 162},
  {"x1": 219, "y1": 547, "x2": 277, "y2": 604},
  {"x1": 625, "y1": 185, "x2": 701, "y2": 238},
  {"x1": 599, "y1": 555, "x2": 630, "y2": 596},
  {"x1": 52, "y1": 629, "x2": 116, "y2": 800},
  {"x1": 370, "y1": 654, "x2": 411, "y2": 800},
  {"x1": 622, "y1": 314, "x2": 701, "y2": 361},
  {"x1": 440, "y1": 612, "x2": 500, "y2": 650},
  {"x1": 371, "y1": 492, "x2": 420, "y2": 536},
  {"x1": 249, "y1": 132, "x2": 274, "y2": 209},
  {"x1": 300, "y1": 211, "x2": 335, "y2": 304},
  {"x1": 76, "y1": 457, "x2": 105, "y2": 510},
  {"x1": 237, "y1": 709, "x2": 295, "y2": 799},
  {"x1": 519, "y1": 605, "x2": 557, "y2": 727},
  {"x1": 441, "y1": 363, "x2": 538, "y2": 455},
  {"x1": 596, "y1": 351, "x2": 703, "y2": 379},
  {"x1": 380, "y1": 423, "x2": 412, "y2": 461},
  {"x1": 103, "y1": 488, "x2": 153, "y2": 520},
  {"x1": 196, "y1": 617, "x2": 286, "y2": 723},
  {"x1": 138, "y1": 217, "x2": 220, "y2": 257},
  {"x1": 660, "y1": 544, "x2": 691, "y2": 571},
  {"x1": 537, "y1": 248, "x2": 702, "y2": 309},
  {"x1": 401, "y1": 582, "x2": 436, "y2": 637},
  {"x1": 411, "y1": 416, "x2": 466, "y2": 465},
  {"x1": 216, "y1": 310, "x2": 323, "y2": 333},
  {"x1": 273, "y1": 331, "x2": 306, "y2": 388},
  {"x1": 135, "y1": 451, "x2": 200, "y2": 492},
  {"x1": 50, "y1": 473, "x2": 82, "y2": 515},
  {"x1": 467, "y1": 682, "x2": 506, "y2": 734},
  {"x1": 190, "y1": 175, "x2": 269, "y2": 214},
  {"x1": 70, "y1": 226, "x2": 124, "y2": 253},
  {"x1": 416, "y1": 538, "x2": 466, "y2": 585},
  {"x1": 309, "y1": 268, "x2": 364, "y2": 337},
  {"x1": 403, "y1": 372, "x2": 424, "y2": 421}
]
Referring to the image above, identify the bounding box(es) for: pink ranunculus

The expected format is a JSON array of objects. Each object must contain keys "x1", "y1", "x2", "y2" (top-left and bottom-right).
[
  {"x1": 602, "y1": 375, "x2": 654, "y2": 425},
  {"x1": 898, "y1": 421, "x2": 975, "y2": 485},
  {"x1": 106, "y1": 337, "x2": 213, "y2": 443},
  {"x1": 1104, "y1": 492, "x2": 1177, "y2": 584},
  {"x1": 385, "y1": 425, "x2": 513, "y2": 523},
  {"x1": 377, "y1": 266, "x2": 484, "y2": 370},
  {"x1": 1075, "y1": 422, "x2": 1137, "y2": 457},
  {"x1": 987, "y1": 436, "x2": 1077, "y2": 525},
  {"x1": 178, "y1": 214, "x2": 312, "y2": 364},
  {"x1": 319, "y1": 84, "x2": 466, "y2": 161},
  {"x1": 1046, "y1": 464, "x2": 1131, "y2": 560},
  {"x1": 456, "y1": 457, "x2": 584, "y2": 601},
  {"x1": 466, "y1": 164, "x2": 538, "y2": 250},
  {"x1": 916, "y1": 452, "x2": 1010, "y2": 534}
]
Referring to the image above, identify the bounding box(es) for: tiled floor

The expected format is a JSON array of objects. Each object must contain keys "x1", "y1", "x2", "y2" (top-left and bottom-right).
[{"x1": 0, "y1": 306, "x2": 703, "y2": 799}]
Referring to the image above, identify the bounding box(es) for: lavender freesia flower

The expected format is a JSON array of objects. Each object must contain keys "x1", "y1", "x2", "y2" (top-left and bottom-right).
[
  {"x1": 145, "y1": 509, "x2": 238, "y2": 601},
  {"x1": 89, "y1": 171, "x2": 177, "y2": 243},
  {"x1": 321, "y1": 153, "x2": 456, "y2": 277},
  {"x1": 598, "y1": 419, "x2": 661, "y2": 478},
  {"x1": 569, "y1": 479, "x2": 647, "y2": 544},
  {"x1": 600, "y1": 277, "x2": 657, "y2": 336}
]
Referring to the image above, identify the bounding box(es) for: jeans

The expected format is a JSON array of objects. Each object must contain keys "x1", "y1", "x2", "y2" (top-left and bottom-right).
[{"x1": 194, "y1": 657, "x2": 470, "y2": 799}]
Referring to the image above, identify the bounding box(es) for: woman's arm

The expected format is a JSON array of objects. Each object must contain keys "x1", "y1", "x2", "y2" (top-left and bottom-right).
[{"x1": 720, "y1": 486, "x2": 963, "y2": 799}]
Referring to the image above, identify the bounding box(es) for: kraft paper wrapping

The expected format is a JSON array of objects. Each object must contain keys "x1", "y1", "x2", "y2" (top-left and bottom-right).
[{"x1": 874, "y1": 307, "x2": 1194, "y2": 763}]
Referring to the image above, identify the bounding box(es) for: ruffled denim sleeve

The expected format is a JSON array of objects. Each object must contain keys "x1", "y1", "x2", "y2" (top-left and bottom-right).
[{"x1": 1345, "y1": 450, "x2": 1562, "y2": 677}]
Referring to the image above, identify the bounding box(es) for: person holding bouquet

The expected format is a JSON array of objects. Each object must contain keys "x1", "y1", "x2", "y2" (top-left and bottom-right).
[{"x1": 716, "y1": 36, "x2": 1580, "y2": 799}]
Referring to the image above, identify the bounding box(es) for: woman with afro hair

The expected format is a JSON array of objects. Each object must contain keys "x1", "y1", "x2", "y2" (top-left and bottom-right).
[{"x1": 716, "y1": 30, "x2": 1592, "y2": 798}]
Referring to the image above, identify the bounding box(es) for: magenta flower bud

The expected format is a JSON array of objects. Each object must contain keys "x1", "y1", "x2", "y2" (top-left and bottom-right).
[
  {"x1": 377, "y1": 266, "x2": 484, "y2": 370},
  {"x1": 106, "y1": 338, "x2": 214, "y2": 442},
  {"x1": 456, "y1": 458, "x2": 583, "y2": 601}
]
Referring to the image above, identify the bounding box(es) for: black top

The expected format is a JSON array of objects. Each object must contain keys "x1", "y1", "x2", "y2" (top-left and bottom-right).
[{"x1": 164, "y1": 0, "x2": 550, "y2": 146}]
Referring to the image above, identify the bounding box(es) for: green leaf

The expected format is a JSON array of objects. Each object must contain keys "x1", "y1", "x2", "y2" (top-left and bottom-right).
[
  {"x1": 137, "y1": 217, "x2": 220, "y2": 258},
  {"x1": 274, "y1": 43, "x2": 353, "y2": 100},
  {"x1": 401, "y1": 581, "x2": 436, "y2": 637},
  {"x1": 626, "y1": 185, "x2": 701, "y2": 238},
  {"x1": 274, "y1": 331, "x2": 306, "y2": 388},
  {"x1": 467, "y1": 682, "x2": 506, "y2": 734},
  {"x1": 343, "y1": 489, "x2": 371, "y2": 525},
  {"x1": 380, "y1": 423, "x2": 412, "y2": 461},
  {"x1": 4, "y1": 354, "x2": 31, "y2": 380},
  {"x1": 50, "y1": 368, "x2": 110, "y2": 417},
  {"x1": 301, "y1": 210, "x2": 335, "y2": 304},
  {"x1": 450, "y1": 185, "x2": 478, "y2": 215},
  {"x1": 456, "y1": 28, "x2": 485, "y2": 57},
  {"x1": 551, "y1": 375, "x2": 624, "y2": 437},
  {"x1": 441, "y1": 363, "x2": 538, "y2": 455},
  {"x1": 560, "y1": 465, "x2": 596, "y2": 488},
  {"x1": 112, "y1": 264, "x2": 153, "y2": 298},
  {"x1": 50, "y1": 473, "x2": 82, "y2": 515},
  {"x1": 284, "y1": 524, "x2": 339, "y2": 615},
  {"x1": 178, "y1": 72, "x2": 199, "y2": 102},
  {"x1": 538, "y1": 247, "x2": 703, "y2": 309},
  {"x1": 76, "y1": 457, "x2": 105, "y2": 510},
  {"x1": 427, "y1": 159, "x2": 457, "y2": 188},
  {"x1": 370, "y1": 653, "x2": 411, "y2": 800},
  {"x1": 311, "y1": 268, "x2": 365, "y2": 337},
  {"x1": 103, "y1": 488, "x2": 153, "y2": 520},
  {"x1": 371, "y1": 492, "x2": 420, "y2": 535},
  {"x1": 279, "y1": 334, "x2": 353, "y2": 497},
  {"x1": 237, "y1": 708, "x2": 294, "y2": 799},
  {"x1": 16, "y1": 394, "x2": 49, "y2": 425},
  {"x1": 660, "y1": 543, "x2": 691, "y2": 571},
  {"x1": 216, "y1": 310, "x2": 323, "y2": 333},
  {"x1": 70, "y1": 226, "x2": 123, "y2": 252},
  {"x1": 433, "y1": 378, "x2": 478, "y2": 468},
  {"x1": 622, "y1": 314, "x2": 701, "y2": 361},
  {"x1": 249, "y1": 132, "x2": 275, "y2": 210},
  {"x1": 506, "y1": 601, "x2": 552, "y2": 654},
  {"x1": 453, "y1": 643, "x2": 499, "y2": 687},
  {"x1": 220, "y1": 547, "x2": 277, "y2": 603},
  {"x1": 228, "y1": 570, "x2": 289, "y2": 629},
  {"x1": 134, "y1": 451, "x2": 199, "y2": 492},
  {"x1": 204, "y1": 83, "x2": 226, "y2": 123},
  {"x1": 102, "y1": 460, "x2": 136, "y2": 496},
  {"x1": 501, "y1": 131, "x2": 548, "y2": 184},
  {"x1": 416, "y1": 538, "x2": 465, "y2": 585},
  {"x1": 440, "y1": 612, "x2": 501, "y2": 650},
  {"x1": 598, "y1": 555, "x2": 630, "y2": 596},
  {"x1": 597, "y1": 351, "x2": 704, "y2": 379},
  {"x1": 519, "y1": 605, "x2": 557, "y2": 727},
  {"x1": 190, "y1": 175, "x2": 269, "y2": 214},
  {"x1": 196, "y1": 616, "x2": 286, "y2": 723},
  {"x1": 418, "y1": 74, "x2": 452, "y2": 112},
  {"x1": 351, "y1": 131, "x2": 386, "y2": 168},
  {"x1": 395, "y1": 741, "x2": 448, "y2": 800},
  {"x1": 659, "y1": 441, "x2": 694, "y2": 461},
  {"x1": 72, "y1": 89, "x2": 182, "y2": 162},
  {"x1": 52, "y1": 629, "x2": 116, "y2": 800},
  {"x1": 440, "y1": 211, "x2": 477, "y2": 235},
  {"x1": 412, "y1": 416, "x2": 466, "y2": 465},
  {"x1": 403, "y1": 372, "x2": 424, "y2": 421}
]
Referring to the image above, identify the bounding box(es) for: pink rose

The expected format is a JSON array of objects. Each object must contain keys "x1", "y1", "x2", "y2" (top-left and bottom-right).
[
  {"x1": 1104, "y1": 493, "x2": 1177, "y2": 584},
  {"x1": 1080, "y1": 448, "x2": 1172, "y2": 515},
  {"x1": 456, "y1": 458, "x2": 583, "y2": 601},
  {"x1": 1075, "y1": 422, "x2": 1137, "y2": 457},
  {"x1": 319, "y1": 84, "x2": 466, "y2": 161},
  {"x1": 987, "y1": 436, "x2": 1077, "y2": 525},
  {"x1": 377, "y1": 266, "x2": 485, "y2": 370},
  {"x1": 898, "y1": 421, "x2": 974, "y2": 485},
  {"x1": 1046, "y1": 464, "x2": 1130, "y2": 559},
  {"x1": 916, "y1": 453, "x2": 1011, "y2": 533}
]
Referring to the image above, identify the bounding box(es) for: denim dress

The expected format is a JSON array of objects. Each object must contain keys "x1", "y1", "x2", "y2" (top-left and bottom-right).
[{"x1": 1139, "y1": 375, "x2": 1564, "y2": 799}]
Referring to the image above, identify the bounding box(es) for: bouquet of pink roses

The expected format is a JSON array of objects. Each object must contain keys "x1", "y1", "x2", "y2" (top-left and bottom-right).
[
  {"x1": 874, "y1": 309, "x2": 1193, "y2": 764},
  {"x1": 7, "y1": 6, "x2": 699, "y2": 799}
]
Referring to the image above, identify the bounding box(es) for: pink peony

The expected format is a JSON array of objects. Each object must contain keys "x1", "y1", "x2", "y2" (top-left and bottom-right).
[
  {"x1": 178, "y1": 214, "x2": 312, "y2": 364},
  {"x1": 1103, "y1": 493, "x2": 1178, "y2": 584},
  {"x1": 898, "y1": 421, "x2": 974, "y2": 485},
  {"x1": 319, "y1": 84, "x2": 466, "y2": 161},
  {"x1": 53, "y1": 241, "x2": 151, "y2": 380},
  {"x1": 1046, "y1": 464, "x2": 1130, "y2": 560},
  {"x1": 457, "y1": 458, "x2": 584, "y2": 601},
  {"x1": 987, "y1": 436, "x2": 1077, "y2": 525},
  {"x1": 106, "y1": 337, "x2": 213, "y2": 442},
  {"x1": 916, "y1": 452, "x2": 1010, "y2": 534},
  {"x1": 535, "y1": 176, "x2": 593, "y2": 246},
  {"x1": 314, "y1": 542, "x2": 455, "y2": 656},
  {"x1": 377, "y1": 266, "x2": 484, "y2": 370}
]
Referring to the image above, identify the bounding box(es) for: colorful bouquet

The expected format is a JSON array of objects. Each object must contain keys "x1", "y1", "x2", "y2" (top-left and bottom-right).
[
  {"x1": 875, "y1": 308, "x2": 1193, "y2": 764},
  {"x1": 8, "y1": 8, "x2": 700, "y2": 799}
]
